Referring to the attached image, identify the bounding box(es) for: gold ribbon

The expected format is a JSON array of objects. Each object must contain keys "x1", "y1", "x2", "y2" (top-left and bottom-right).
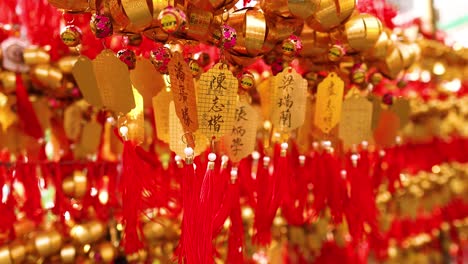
[
  {"x1": 109, "y1": 0, "x2": 130, "y2": 30},
  {"x1": 345, "y1": 14, "x2": 382, "y2": 52},
  {"x1": 121, "y1": 0, "x2": 153, "y2": 32},
  {"x1": 186, "y1": 5, "x2": 213, "y2": 40},
  {"x1": 307, "y1": 0, "x2": 355, "y2": 32},
  {"x1": 228, "y1": 8, "x2": 266, "y2": 56}
]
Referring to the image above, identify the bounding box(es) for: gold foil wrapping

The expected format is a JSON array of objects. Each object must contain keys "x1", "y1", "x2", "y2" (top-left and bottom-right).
[
  {"x1": 227, "y1": 8, "x2": 267, "y2": 56},
  {"x1": 345, "y1": 14, "x2": 382, "y2": 52},
  {"x1": 306, "y1": 0, "x2": 355, "y2": 32}
]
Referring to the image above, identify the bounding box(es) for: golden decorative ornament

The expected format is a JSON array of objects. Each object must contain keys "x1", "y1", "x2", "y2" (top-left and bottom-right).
[
  {"x1": 345, "y1": 14, "x2": 382, "y2": 52},
  {"x1": 60, "y1": 244, "x2": 76, "y2": 264},
  {"x1": 98, "y1": 242, "x2": 116, "y2": 263},
  {"x1": 0, "y1": 71, "x2": 17, "y2": 94},
  {"x1": 377, "y1": 46, "x2": 404, "y2": 79},
  {"x1": 60, "y1": 26, "x2": 82, "y2": 47},
  {"x1": 227, "y1": 8, "x2": 267, "y2": 56},
  {"x1": 86, "y1": 220, "x2": 106, "y2": 242},
  {"x1": 31, "y1": 64, "x2": 63, "y2": 89},
  {"x1": 143, "y1": 26, "x2": 169, "y2": 42},
  {"x1": 151, "y1": 0, "x2": 174, "y2": 25},
  {"x1": 365, "y1": 30, "x2": 392, "y2": 60},
  {"x1": 48, "y1": 0, "x2": 89, "y2": 12},
  {"x1": 263, "y1": 16, "x2": 301, "y2": 53},
  {"x1": 143, "y1": 220, "x2": 165, "y2": 241},
  {"x1": 306, "y1": 0, "x2": 355, "y2": 32},
  {"x1": 13, "y1": 219, "x2": 34, "y2": 239},
  {"x1": 121, "y1": 0, "x2": 153, "y2": 32},
  {"x1": 23, "y1": 47, "x2": 50, "y2": 65},
  {"x1": 8, "y1": 243, "x2": 26, "y2": 264},
  {"x1": 73, "y1": 170, "x2": 88, "y2": 198},
  {"x1": 186, "y1": 5, "x2": 213, "y2": 40},
  {"x1": 57, "y1": 56, "x2": 78, "y2": 74},
  {"x1": 288, "y1": 0, "x2": 320, "y2": 19},
  {"x1": 70, "y1": 224, "x2": 89, "y2": 244},
  {"x1": 34, "y1": 230, "x2": 63, "y2": 257},
  {"x1": 0, "y1": 246, "x2": 12, "y2": 264},
  {"x1": 62, "y1": 175, "x2": 75, "y2": 197},
  {"x1": 108, "y1": 0, "x2": 130, "y2": 30}
]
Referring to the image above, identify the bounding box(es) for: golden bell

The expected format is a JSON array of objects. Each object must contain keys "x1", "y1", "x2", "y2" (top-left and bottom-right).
[
  {"x1": 306, "y1": 0, "x2": 355, "y2": 32},
  {"x1": 0, "y1": 71, "x2": 17, "y2": 94},
  {"x1": 227, "y1": 8, "x2": 267, "y2": 56},
  {"x1": 143, "y1": 221, "x2": 165, "y2": 241},
  {"x1": 345, "y1": 14, "x2": 383, "y2": 52},
  {"x1": 9, "y1": 242, "x2": 26, "y2": 264},
  {"x1": 47, "y1": 0, "x2": 89, "y2": 12},
  {"x1": 86, "y1": 221, "x2": 105, "y2": 242},
  {"x1": 31, "y1": 64, "x2": 63, "y2": 89},
  {"x1": 34, "y1": 230, "x2": 63, "y2": 257},
  {"x1": 60, "y1": 244, "x2": 76, "y2": 264},
  {"x1": 98, "y1": 242, "x2": 116, "y2": 263},
  {"x1": 57, "y1": 56, "x2": 78, "y2": 74},
  {"x1": 23, "y1": 48, "x2": 50, "y2": 65},
  {"x1": 73, "y1": 170, "x2": 88, "y2": 199},
  {"x1": 0, "y1": 246, "x2": 12, "y2": 264}
]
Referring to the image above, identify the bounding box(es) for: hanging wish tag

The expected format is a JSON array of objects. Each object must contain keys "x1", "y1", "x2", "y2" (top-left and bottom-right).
[
  {"x1": 152, "y1": 90, "x2": 173, "y2": 143},
  {"x1": 368, "y1": 94, "x2": 382, "y2": 130},
  {"x1": 297, "y1": 95, "x2": 315, "y2": 153},
  {"x1": 79, "y1": 120, "x2": 103, "y2": 155},
  {"x1": 125, "y1": 88, "x2": 145, "y2": 144},
  {"x1": 169, "y1": 102, "x2": 207, "y2": 156},
  {"x1": 197, "y1": 63, "x2": 238, "y2": 140},
  {"x1": 72, "y1": 56, "x2": 103, "y2": 108},
  {"x1": 338, "y1": 96, "x2": 373, "y2": 148},
  {"x1": 314, "y1": 72, "x2": 344, "y2": 134},
  {"x1": 224, "y1": 97, "x2": 259, "y2": 163},
  {"x1": 130, "y1": 57, "x2": 164, "y2": 107},
  {"x1": 93, "y1": 49, "x2": 135, "y2": 114},
  {"x1": 373, "y1": 109, "x2": 400, "y2": 147},
  {"x1": 270, "y1": 67, "x2": 307, "y2": 132},
  {"x1": 257, "y1": 78, "x2": 272, "y2": 120},
  {"x1": 168, "y1": 52, "x2": 199, "y2": 133},
  {"x1": 64, "y1": 102, "x2": 84, "y2": 141},
  {"x1": 390, "y1": 98, "x2": 410, "y2": 128}
]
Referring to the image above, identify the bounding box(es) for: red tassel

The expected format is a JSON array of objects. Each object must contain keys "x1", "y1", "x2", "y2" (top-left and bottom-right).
[
  {"x1": 15, "y1": 74, "x2": 44, "y2": 139},
  {"x1": 227, "y1": 171, "x2": 245, "y2": 264},
  {"x1": 253, "y1": 154, "x2": 272, "y2": 245},
  {"x1": 0, "y1": 155, "x2": 15, "y2": 241},
  {"x1": 120, "y1": 141, "x2": 145, "y2": 254},
  {"x1": 178, "y1": 159, "x2": 197, "y2": 263},
  {"x1": 16, "y1": 160, "x2": 43, "y2": 224},
  {"x1": 194, "y1": 155, "x2": 217, "y2": 264}
]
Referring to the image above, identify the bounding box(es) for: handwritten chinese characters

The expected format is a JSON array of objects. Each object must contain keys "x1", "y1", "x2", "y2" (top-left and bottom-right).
[
  {"x1": 168, "y1": 52, "x2": 198, "y2": 132},
  {"x1": 270, "y1": 68, "x2": 307, "y2": 132},
  {"x1": 225, "y1": 99, "x2": 259, "y2": 162},
  {"x1": 197, "y1": 63, "x2": 237, "y2": 139},
  {"x1": 314, "y1": 72, "x2": 344, "y2": 134}
]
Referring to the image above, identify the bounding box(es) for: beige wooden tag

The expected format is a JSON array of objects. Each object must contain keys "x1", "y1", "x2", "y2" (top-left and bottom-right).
[
  {"x1": 72, "y1": 56, "x2": 102, "y2": 108},
  {"x1": 168, "y1": 52, "x2": 198, "y2": 132},
  {"x1": 64, "y1": 103, "x2": 83, "y2": 141},
  {"x1": 130, "y1": 57, "x2": 163, "y2": 107},
  {"x1": 169, "y1": 102, "x2": 207, "y2": 156},
  {"x1": 125, "y1": 88, "x2": 145, "y2": 144},
  {"x1": 197, "y1": 63, "x2": 238, "y2": 140},
  {"x1": 373, "y1": 109, "x2": 400, "y2": 147},
  {"x1": 270, "y1": 68, "x2": 307, "y2": 132},
  {"x1": 224, "y1": 97, "x2": 259, "y2": 163},
  {"x1": 79, "y1": 121, "x2": 103, "y2": 155},
  {"x1": 338, "y1": 96, "x2": 373, "y2": 148},
  {"x1": 93, "y1": 49, "x2": 135, "y2": 114},
  {"x1": 152, "y1": 90, "x2": 173, "y2": 143},
  {"x1": 368, "y1": 95, "x2": 382, "y2": 130},
  {"x1": 297, "y1": 95, "x2": 315, "y2": 153},
  {"x1": 257, "y1": 78, "x2": 272, "y2": 120},
  {"x1": 314, "y1": 72, "x2": 344, "y2": 134},
  {"x1": 32, "y1": 97, "x2": 51, "y2": 130},
  {"x1": 390, "y1": 98, "x2": 410, "y2": 128}
]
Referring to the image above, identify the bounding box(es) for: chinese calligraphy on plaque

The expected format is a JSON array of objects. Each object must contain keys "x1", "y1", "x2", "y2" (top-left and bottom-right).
[
  {"x1": 168, "y1": 52, "x2": 198, "y2": 132},
  {"x1": 224, "y1": 99, "x2": 259, "y2": 162},
  {"x1": 270, "y1": 68, "x2": 307, "y2": 132},
  {"x1": 338, "y1": 96, "x2": 373, "y2": 148},
  {"x1": 314, "y1": 72, "x2": 344, "y2": 133},
  {"x1": 197, "y1": 63, "x2": 237, "y2": 139}
]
